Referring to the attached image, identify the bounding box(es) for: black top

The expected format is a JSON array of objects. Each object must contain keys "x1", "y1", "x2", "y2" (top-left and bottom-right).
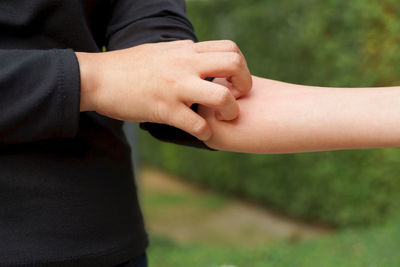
[{"x1": 0, "y1": 0, "x2": 202, "y2": 266}]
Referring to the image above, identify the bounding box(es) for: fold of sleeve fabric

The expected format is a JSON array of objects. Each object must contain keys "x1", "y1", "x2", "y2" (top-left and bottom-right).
[
  {"x1": 0, "y1": 49, "x2": 81, "y2": 145},
  {"x1": 105, "y1": 0, "x2": 211, "y2": 149}
]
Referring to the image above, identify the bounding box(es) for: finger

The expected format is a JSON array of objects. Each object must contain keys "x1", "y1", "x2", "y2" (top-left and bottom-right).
[
  {"x1": 166, "y1": 104, "x2": 212, "y2": 141},
  {"x1": 194, "y1": 40, "x2": 247, "y2": 70},
  {"x1": 195, "y1": 52, "x2": 252, "y2": 98},
  {"x1": 180, "y1": 79, "x2": 239, "y2": 121},
  {"x1": 212, "y1": 77, "x2": 242, "y2": 99}
]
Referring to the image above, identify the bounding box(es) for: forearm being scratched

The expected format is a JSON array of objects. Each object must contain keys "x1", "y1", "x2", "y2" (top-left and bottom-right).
[{"x1": 199, "y1": 76, "x2": 400, "y2": 153}]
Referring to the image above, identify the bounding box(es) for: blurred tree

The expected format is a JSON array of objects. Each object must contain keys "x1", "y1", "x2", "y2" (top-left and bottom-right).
[{"x1": 188, "y1": 0, "x2": 400, "y2": 87}]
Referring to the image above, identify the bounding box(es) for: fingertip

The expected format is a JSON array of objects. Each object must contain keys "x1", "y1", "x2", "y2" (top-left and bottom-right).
[
  {"x1": 197, "y1": 125, "x2": 212, "y2": 141},
  {"x1": 230, "y1": 72, "x2": 253, "y2": 99},
  {"x1": 231, "y1": 88, "x2": 242, "y2": 99},
  {"x1": 215, "y1": 111, "x2": 224, "y2": 121},
  {"x1": 247, "y1": 74, "x2": 253, "y2": 93},
  {"x1": 190, "y1": 118, "x2": 212, "y2": 141},
  {"x1": 215, "y1": 109, "x2": 239, "y2": 121}
]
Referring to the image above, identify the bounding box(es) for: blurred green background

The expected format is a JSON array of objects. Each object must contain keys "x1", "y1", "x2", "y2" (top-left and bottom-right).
[{"x1": 138, "y1": 0, "x2": 400, "y2": 266}]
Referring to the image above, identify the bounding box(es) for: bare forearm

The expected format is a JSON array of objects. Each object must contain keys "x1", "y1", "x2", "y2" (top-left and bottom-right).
[{"x1": 200, "y1": 76, "x2": 400, "y2": 153}]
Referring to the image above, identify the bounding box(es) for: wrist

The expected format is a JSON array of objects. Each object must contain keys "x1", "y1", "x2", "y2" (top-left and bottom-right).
[{"x1": 76, "y1": 51, "x2": 101, "y2": 112}]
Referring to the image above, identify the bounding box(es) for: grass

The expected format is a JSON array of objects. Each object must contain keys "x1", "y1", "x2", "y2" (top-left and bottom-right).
[
  {"x1": 140, "y1": 167, "x2": 400, "y2": 267},
  {"x1": 148, "y1": 216, "x2": 400, "y2": 267}
]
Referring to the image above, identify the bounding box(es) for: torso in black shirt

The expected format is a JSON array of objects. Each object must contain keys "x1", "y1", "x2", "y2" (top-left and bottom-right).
[{"x1": 0, "y1": 0, "x2": 197, "y2": 266}]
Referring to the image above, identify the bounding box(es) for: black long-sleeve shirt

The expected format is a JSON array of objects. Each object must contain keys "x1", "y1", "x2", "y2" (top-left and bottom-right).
[{"x1": 0, "y1": 1, "x2": 199, "y2": 266}]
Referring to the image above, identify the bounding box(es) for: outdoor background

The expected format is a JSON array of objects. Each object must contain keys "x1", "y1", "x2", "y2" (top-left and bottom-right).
[{"x1": 137, "y1": 0, "x2": 400, "y2": 266}]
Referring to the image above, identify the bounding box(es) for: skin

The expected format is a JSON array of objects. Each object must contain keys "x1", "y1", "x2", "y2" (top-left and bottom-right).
[
  {"x1": 199, "y1": 76, "x2": 400, "y2": 153},
  {"x1": 76, "y1": 40, "x2": 252, "y2": 141}
]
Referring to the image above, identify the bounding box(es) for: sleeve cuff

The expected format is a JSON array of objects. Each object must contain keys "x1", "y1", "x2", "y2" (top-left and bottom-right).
[
  {"x1": 139, "y1": 121, "x2": 215, "y2": 151},
  {"x1": 54, "y1": 49, "x2": 81, "y2": 138}
]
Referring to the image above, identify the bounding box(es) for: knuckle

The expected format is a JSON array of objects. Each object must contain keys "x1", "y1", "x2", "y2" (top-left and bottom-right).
[
  {"x1": 230, "y1": 53, "x2": 243, "y2": 69},
  {"x1": 163, "y1": 76, "x2": 179, "y2": 89},
  {"x1": 178, "y1": 40, "x2": 195, "y2": 50},
  {"x1": 175, "y1": 48, "x2": 195, "y2": 65},
  {"x1": 224, "y1": 40, "x2": 239, "y2": 53}
]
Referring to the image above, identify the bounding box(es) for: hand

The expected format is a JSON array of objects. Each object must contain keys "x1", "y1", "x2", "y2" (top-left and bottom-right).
[{"x1": 76, "y1": 40, "x2": 252, "y2": 141}]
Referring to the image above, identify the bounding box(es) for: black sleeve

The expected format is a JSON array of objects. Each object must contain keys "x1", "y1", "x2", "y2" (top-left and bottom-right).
[
  {"x1": 105, "y1": 0, "x2": 210, "y2": 149},
  {"x1": 0, "y1": 49, "x2": 80, "y2": 145}
]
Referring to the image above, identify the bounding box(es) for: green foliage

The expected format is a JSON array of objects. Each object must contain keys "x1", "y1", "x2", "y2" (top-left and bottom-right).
[
  {"x1": 140, "y1": 0, "x2": 400, "y2": 227},
  {"x1": 188, "y1": 0, "x2": 400, "y2": 87},
  {"x1": 140, "y1": 133, "x2": 400, "y2": 227}
]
